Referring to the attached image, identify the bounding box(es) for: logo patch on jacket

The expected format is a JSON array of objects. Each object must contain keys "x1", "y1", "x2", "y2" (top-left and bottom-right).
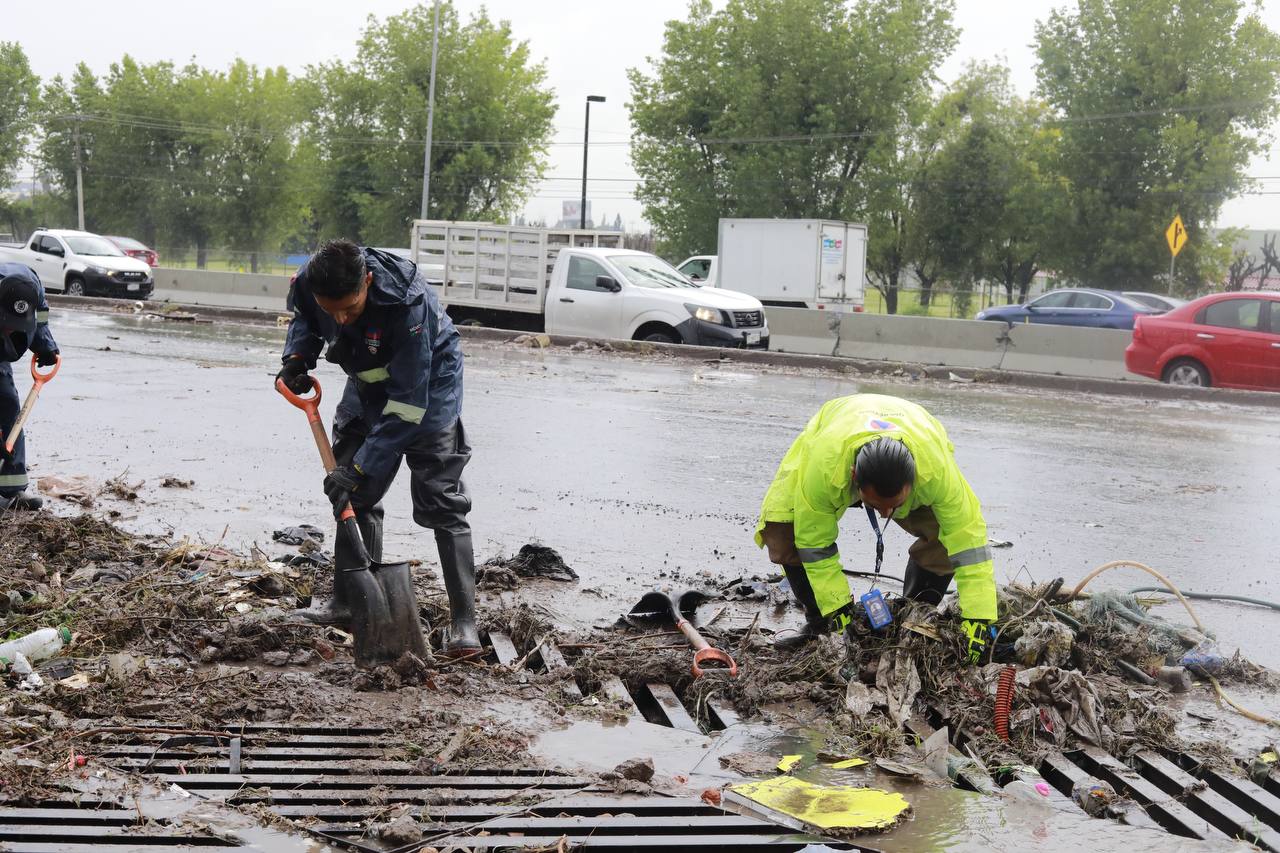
[
  {"x1": 364, "y1": 329, "x2": 382, "y2": 354},
  {"x1": 408, "y1": 322, "x2": 424, "y2": 336},
  {"x1": 868, "y1": 418, "x2": 898, "y2": 431}
]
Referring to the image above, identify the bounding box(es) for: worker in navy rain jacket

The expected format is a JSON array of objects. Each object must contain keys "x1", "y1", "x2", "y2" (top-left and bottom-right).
[
  {"x1": 0, "y1": 263, "x2": 59, "y2": 511},
  {"x1": 277, "y1": 239, "x2": 477, "y2": 657}
]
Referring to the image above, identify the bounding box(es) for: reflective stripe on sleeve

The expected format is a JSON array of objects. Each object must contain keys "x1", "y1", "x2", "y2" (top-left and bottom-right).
[
  {"x1": 36, "y1": 310, "x2": 49, "y2": 324},
  {"x1": 383, "y1": 399, "x2": 427, "y2": 425},
  {"x1": 949, "y1": 545, "x2": 992, "y2": 570},
  {"x1": 356, "y1": 366, "x2": 390, "y2": 383},
  {"x1": 797, "y1": 543, "x2": 839, "y2": 563}
]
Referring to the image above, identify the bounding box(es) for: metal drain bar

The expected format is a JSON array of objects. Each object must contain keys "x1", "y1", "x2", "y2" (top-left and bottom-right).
[
  {"x1": 923, "y1": 704, "x2": 1280, "y2": 847},
  {"x1": 2, "y1": 721, "x2": 841, "y2": 852}
]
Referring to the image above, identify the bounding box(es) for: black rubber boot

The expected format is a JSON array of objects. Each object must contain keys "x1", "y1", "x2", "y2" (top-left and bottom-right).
[
  {"x1": 300, "y1": 511, "x2": 383, "y2": 626},
  {"x1": 902, "y1": 559, "x2": 953, "y2": 607},
  {"x1": 775, "y1": 563, "x2": 831, "y2": 651},
  {"x1": 435, "y1": 530, "x2": 481, "y2": 657},
  {"x1": 0, "y1": 493, "x2": 42, "y2": 511}
]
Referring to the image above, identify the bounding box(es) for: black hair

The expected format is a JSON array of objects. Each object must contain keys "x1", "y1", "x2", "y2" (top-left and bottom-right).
[
  {"x1": 306, "y1": 239, "x2": 367, "y2": 299},
  {"x1": 854, "y1": 437, "x2": 916, "y2": 498}
]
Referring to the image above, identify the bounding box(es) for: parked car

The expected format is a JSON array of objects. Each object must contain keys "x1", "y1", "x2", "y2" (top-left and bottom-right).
[
  {"x1": 1125, "y1": 292, "x2": 1280, "y2": 390},
  {"x1": 974, "y1": 288, "x2": 1157, "y2": 330},
  {"x1": 105, "y1": 235, "x2": 158, "y2": 267},
  {"x1": 1122, "y1": 291, "x2": 1186, "y2": 313},
  {"x1": 0, "y1": 229, "x2": 154, "y2": 297}
]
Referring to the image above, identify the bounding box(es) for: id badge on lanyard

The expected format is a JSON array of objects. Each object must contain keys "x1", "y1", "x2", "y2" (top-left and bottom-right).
[{"x1": 860, "y1": 504, "x2": 892, "y2": 630}]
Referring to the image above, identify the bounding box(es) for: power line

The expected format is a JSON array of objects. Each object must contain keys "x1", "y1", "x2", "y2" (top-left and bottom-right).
[{"x1": 44, "y1": 96, "x2": 1274, "y2": 151}]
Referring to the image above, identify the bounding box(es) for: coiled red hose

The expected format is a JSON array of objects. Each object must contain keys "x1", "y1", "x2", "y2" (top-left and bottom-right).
[{"x1": 995, "y1": 664, "x2": 1016, "y2": 741}]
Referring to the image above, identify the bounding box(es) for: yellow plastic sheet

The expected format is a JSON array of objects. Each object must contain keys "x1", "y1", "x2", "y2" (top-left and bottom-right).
[
  {"x1": 776, "y1": 755, "x2": 803, "y2": 772},
  {"x1": 730, "y1": 775, "x2": 910, "y2": 832},
  {"x1": 829, "y1": 757, "x2": 869, "y2": 769}
]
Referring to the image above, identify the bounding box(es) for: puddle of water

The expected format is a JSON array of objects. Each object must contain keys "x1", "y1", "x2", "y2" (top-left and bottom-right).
[
  {"x1": 531, "y1": 716, "x2": 719, "y2": 783},
  {"x1": 536, "y1": 720, "x2": 1237, "y2": 852}
]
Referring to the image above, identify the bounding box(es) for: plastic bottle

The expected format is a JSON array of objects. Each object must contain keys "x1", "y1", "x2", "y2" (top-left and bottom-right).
[{"x1": 0, "y1": 627, "x2": 72, "y2": 666}]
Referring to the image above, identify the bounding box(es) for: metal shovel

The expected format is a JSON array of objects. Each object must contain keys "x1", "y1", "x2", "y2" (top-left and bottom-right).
[
  {"x1": 627, "y1": 589, "x2": 738, "y2": 678},
  {"x1": 276, "y1": 377, "x2": 427, "y2": 666},
  {"x1": 2, "y1": 354, "x2": 60, "y2": 455}
]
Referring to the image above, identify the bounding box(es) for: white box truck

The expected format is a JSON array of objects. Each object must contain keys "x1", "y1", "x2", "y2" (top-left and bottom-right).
[
  {"x1": 409, "y1": 220, "x2": 770, "y2": 348},
  {"x1": 677, "y1": 218, "x2": 868, "y2": 311}
]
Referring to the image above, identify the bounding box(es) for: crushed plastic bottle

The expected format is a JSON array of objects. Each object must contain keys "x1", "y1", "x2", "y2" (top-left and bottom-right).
[
  {"x1": 1181, "y1": 639, "x2": 1224, "y2": 676},
  {"x1": 0, "y1": 626, "x2": 72, "y2": 667}
]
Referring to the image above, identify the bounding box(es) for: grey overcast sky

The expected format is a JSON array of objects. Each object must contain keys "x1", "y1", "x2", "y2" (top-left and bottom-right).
[{"x1": 6, "y1": 0, "x2": 1280, "y2": 233}]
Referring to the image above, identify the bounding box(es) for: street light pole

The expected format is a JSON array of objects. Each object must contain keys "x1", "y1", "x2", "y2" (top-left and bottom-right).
[
  {"x1": 72, "y1": 115, "x2": 85, "y2": 230},
  {"x1": 581, "y1": 95, "x2": 605, "y2": 229},
  {"x1": 420, "y1": 0, "x2": 441, "y2": 220}
]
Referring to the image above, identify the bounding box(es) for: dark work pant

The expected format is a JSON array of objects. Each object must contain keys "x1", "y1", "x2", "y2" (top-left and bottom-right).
[
  {"x1": 333, "y1": 418, "x2": 472, "y2": 536},
  {"x1": 0, "y1": 362, "x2": 27, "y2": 498}
]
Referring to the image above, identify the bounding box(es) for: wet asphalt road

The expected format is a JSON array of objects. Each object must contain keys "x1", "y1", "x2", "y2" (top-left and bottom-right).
[{"x1": 17, "y1": 308, "x2": 1280, "y2": 665}]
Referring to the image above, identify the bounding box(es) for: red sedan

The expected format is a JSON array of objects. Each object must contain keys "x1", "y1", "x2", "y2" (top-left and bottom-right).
[
  {"x1": 105, "y1": 235, "x2": 158, "y2": 267},
  {"x1": 1125, "y1": 292, "x2": 1280, "y2": 390}
]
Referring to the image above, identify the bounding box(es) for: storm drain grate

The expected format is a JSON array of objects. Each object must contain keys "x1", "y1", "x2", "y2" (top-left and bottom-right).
[
  {"x1": 921, "y1": 705, "x2": 1280, "y2": 848},
  {"x1": 0, "y1": 724, "x2": 841, "y2": 852},
  {"x1": 0, "y1": 633, "x2": 837, "y2": 852}
]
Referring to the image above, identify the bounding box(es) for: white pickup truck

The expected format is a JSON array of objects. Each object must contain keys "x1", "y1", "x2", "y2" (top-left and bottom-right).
[
  {"x1": 0, "y1": 228, "x2": 155, "y2": 298},
  {"x1": 410, "y1": 221, "x2": 770, "y2": 348}
]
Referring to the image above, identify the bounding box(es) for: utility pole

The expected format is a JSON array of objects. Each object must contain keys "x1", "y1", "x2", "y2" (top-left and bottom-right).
[
  {"x1": 71, "y1": 115, "x2": 85, "y2": 230},
  {"x1": 419, "y1": 0, "x2": 441, "y2": 220},
  {"x1": 580, "y1": 96, "x2": 606, "y2": 229}
]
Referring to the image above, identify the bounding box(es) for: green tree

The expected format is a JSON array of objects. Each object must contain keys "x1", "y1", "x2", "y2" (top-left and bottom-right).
[
  {"x1": 1035, "y1": 0, "x2": 1280, "y2": 291},
  {"x1": 305, "y1": 2, "x2": 557, "y2": 246},
  {"x1": 914, "y1": 64, "x2": 1066, "y2": 307},
  {"x1": 628, "y1": 0, "x2": 958, "y2": 261},
  {"x1": 205, "y1": 60, "x2": 304, "y2": 272},
  {"x1": 0, "y1": 42, "x2": 39, "y2": 193}
]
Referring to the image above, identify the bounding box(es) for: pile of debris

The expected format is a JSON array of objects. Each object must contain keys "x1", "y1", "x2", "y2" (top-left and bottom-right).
[
  {"x1": 584, "y1": 574, "x2": 1279, "y2": 778},
  {"x1": 0, "y1": 511, "x2": 565, "y2": 797}
]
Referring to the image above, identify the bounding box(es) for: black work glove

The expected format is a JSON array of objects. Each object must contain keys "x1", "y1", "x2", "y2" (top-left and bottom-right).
[
  {"x1": 322, "y1": 464, "x2": 365, "y2": 519},
  {"x1": 34, "y1": 349, "x2": 58, "y2": 368},
  {"x1": 0, "y1": 442, "x2": 11, "y2": 463},
  {"x1": 276, "y1": 356, "x2": 311, "y2": 393}
]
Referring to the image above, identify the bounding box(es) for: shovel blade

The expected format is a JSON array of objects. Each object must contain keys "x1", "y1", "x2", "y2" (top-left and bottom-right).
[
  {"x1": 626, "y1": 589, "x2": 678, "y2": 629},
  {"x1": 344, "y1": 567, "x2": 395, "y2": 668},
  {"x1": 373, "y1": 560, "x2": 430, "y2": 660}
]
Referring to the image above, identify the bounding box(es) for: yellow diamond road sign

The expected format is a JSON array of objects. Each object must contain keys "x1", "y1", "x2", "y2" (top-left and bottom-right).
[{"x1": 1166, "y1": 215, "x2": 1188, "y2": 257}]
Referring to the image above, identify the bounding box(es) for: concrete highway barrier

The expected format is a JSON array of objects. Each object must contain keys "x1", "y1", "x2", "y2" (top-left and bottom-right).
[
  {"x1": 768, "y1": 308, "x2": 1142, "y2": 382},
  {"x1": 151, "y1": 267, "x2": 289, "y2": 311},
  {"x1": 142, "y1": 269, "x2": 1141, "y2": 381}
]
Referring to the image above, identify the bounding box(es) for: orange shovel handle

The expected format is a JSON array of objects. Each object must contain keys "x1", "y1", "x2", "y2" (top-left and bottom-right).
[
  {"x1": 676, "y1": 616, "x2": 739, "y2": 678},
  {"x1": 3, "y1": 354, "x2": 61, "y2": 454},
  {"x1": 275, "y1": 376, "x2": 355, "y2": 523},
  {"x1": 692, "y1": 647, "x2": 739, "y2": 679},
  {"x1": 31, "y1": 353, "x2": 60, "y2": 383}
]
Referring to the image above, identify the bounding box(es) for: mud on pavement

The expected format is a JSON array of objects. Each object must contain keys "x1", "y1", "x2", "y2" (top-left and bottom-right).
[{"x1": 4, "y1": 510, "x2": 1280, "y2": 851}]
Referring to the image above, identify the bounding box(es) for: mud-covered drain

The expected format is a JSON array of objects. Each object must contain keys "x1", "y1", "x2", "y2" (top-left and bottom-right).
[
  {"x1": 915, "y1": 709, "x2": 1280, "y2": 848},
  {"x1": 0, "y1": 631, "x2": 839, "y2": 852},
  {"x1": 0, "y1": 723, "x2": 839, "y2": 852}
]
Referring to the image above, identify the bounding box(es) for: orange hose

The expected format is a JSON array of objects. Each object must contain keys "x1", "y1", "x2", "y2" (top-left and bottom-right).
[{"x1": 995, "y1": 664, "x2": 1015, "y2": 741}]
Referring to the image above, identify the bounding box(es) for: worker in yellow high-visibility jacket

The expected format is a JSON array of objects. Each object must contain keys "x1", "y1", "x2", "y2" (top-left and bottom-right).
[{"x1": 755, "y1": 394, "x2": 998, "y2": 662}]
